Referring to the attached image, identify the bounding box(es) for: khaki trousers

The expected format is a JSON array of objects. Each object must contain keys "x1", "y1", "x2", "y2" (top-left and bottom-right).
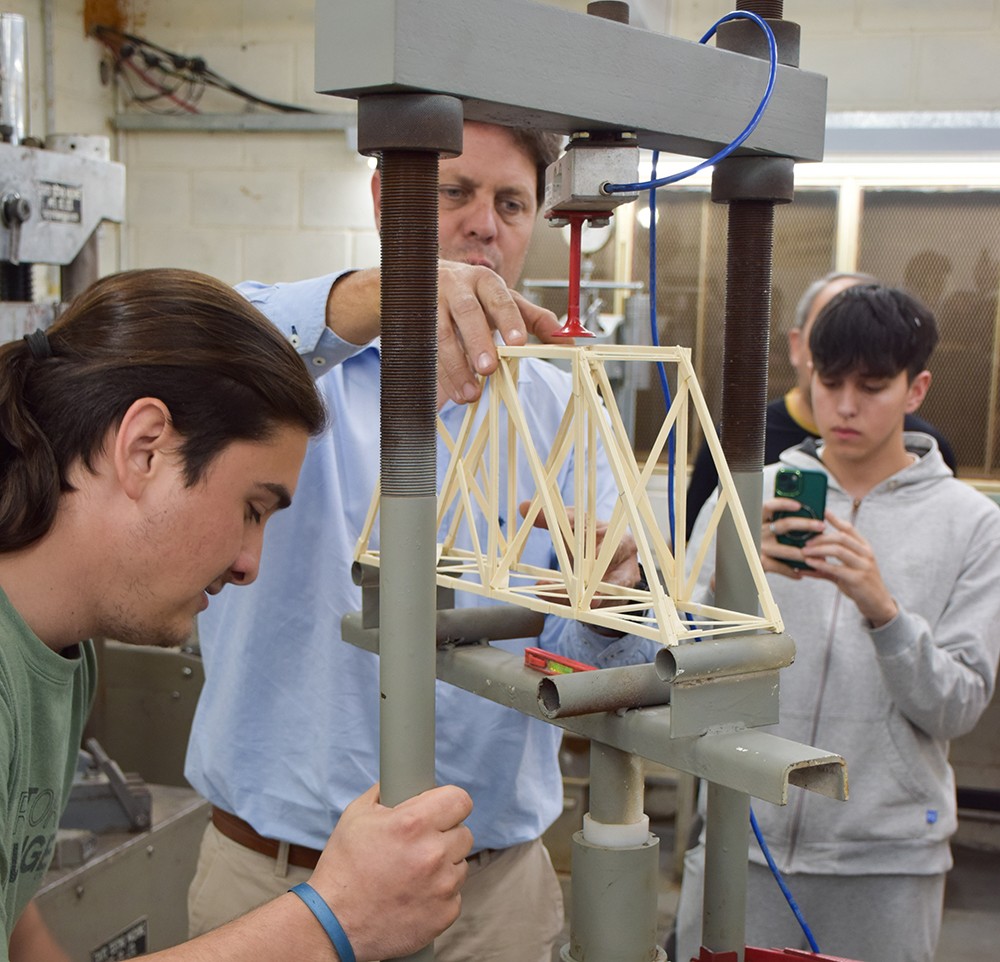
[{"x1": 188, "y1": 822, "x2": 565, "y2": 962}]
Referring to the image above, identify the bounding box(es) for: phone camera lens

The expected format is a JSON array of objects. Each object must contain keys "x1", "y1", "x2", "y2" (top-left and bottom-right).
[{"x1": 776, "y1": 472, "x2": 800, "y2": 496}]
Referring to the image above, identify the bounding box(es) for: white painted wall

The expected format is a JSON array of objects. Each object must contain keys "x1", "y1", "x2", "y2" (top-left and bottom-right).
[{"x1": 7, "y1": 1, "x2": 1000, "y2": 284}]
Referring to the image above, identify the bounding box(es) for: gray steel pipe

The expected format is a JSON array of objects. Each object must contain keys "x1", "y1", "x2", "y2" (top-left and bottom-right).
[
  {"x1": 655, "y1": 632, "x2": 795, "y2": 684},
  {"x1": 588, "y1": 742, "x2": 645, "y2": 828},
  {"x1": 537, "y1": 663, "x2": 669, "y2": 718},
  {"x1": 562, "y1": 832, "x2": 665, "y2": 962},
  {"x1": 703, "y1": 782, "x2": 751, "y2": 958},
  {"x1": 341, "y1": 607, "x2": 546, "y2": 646},
  {"x1": 564, "y1": 737, "x2": 663, "y2": 962}
]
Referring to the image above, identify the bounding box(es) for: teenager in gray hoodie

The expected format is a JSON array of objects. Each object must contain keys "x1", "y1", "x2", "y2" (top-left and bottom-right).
[{"x1": 676, "y1": 284, "x2": 1000, "y2": 962}]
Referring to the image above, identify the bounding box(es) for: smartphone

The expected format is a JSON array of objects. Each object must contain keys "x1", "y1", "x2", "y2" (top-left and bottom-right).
[{"x1": 773, "y1": 467, "x2": 827, "y2": 568}]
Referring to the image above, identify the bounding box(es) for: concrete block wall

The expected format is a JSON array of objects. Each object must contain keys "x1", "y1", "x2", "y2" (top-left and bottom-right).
[
  {"x1": 108, "y1": 0, "x2": 375, "y2": 283},
  {"x1": 669, "y1": 0, "x2": 1000, "y2": 112},
  {"x1": 7, "y1": 1, "x2": 1000, "y2": 285},
  {"x1": 121, "y1": 128, "x2": 377, "y2": 284}
]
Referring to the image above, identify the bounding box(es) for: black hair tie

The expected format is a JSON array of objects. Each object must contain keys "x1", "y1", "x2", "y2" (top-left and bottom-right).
[{"x1": 23, "y1": 329, "x2": 53, "y2": 360}]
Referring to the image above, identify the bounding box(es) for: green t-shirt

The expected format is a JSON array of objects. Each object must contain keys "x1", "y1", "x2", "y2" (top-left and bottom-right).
[{"x1": 0, "y1": 586, "x2": 95, "y2": 946}]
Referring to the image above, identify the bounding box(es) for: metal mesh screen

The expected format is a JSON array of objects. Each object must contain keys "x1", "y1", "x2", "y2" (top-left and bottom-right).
[
  {"x1": 628, "y1": 187, "x2": 838, "y2": 461},
  {"x1": 859, "y1": 189, "x2": 1000, "y2": 478},
  {"x1": 518, "y1": 181, "x2": 1000, "y2": 482}
]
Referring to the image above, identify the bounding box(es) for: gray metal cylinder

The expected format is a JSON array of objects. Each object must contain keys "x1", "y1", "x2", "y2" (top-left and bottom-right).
[
  {"x1": 0, "y1": 13, "x2": 27, "y2": 144},
  {"x1": 378, "y1": 495, "x2": 439, "y2": 807},
  {"x1": 537, "y1": 663, "x2": 669, "y2": 719},
  {"x1": 588, "y1": 743, "x2": 645, "y2": 827},
  {"x1": 587, "y1": 1, "x2": 630, "y2": 24},
  {"x1": 715, "y1": 471, "x2": 764, "y2": 616},
  {"x1": 561, "y1": 830, "x2": 666, "y2": 962},
  {"x1": 655, "y1": 632, "x2": 794, "y2": 684},
  {"x1": 702, "y1": 782, "x2": 751, "y2": 957}
]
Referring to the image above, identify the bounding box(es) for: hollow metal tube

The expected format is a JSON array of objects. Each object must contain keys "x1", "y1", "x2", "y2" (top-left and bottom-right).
[
  {"x1": 655, "y1": 632, "x2": 795, "y2": 684},
  {"x1": 537, "y1": 663, "x2": 669, "y2": 718}
]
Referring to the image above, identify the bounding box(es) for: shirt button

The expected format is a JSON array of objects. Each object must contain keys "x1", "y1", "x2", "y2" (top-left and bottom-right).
[
  {"x1": 312, "y1": 356, "x2": 327, "y2": 367},
  {"x1": 289, "y1": 333, "x2": 301, "y2": 348}
]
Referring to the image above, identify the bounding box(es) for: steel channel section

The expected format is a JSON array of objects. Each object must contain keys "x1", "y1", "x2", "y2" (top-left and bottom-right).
[
  {"x1": 314, "y1": 0, "x2": 826, "y2": 162},
  {"x1": 341, "y1": 615, "x2": 847, "y2": 808}
]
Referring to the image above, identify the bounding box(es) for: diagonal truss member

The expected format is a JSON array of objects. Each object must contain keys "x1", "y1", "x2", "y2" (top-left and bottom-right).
[{"x1": 355, "y1": 343, "x2": 783, "y2": 646}]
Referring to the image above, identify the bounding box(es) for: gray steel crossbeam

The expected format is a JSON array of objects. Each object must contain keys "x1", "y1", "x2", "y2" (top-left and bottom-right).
[{"x1": 315, "y1": 0, "x2": 827, "y2": 161}]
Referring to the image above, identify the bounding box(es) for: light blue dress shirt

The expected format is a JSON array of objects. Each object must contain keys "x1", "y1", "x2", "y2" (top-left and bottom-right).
[{"x1": 186, "y1": 273, "x2": 657, "y2": 851}]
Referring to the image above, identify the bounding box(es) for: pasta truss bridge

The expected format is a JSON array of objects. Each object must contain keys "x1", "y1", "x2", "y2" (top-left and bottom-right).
[{"x1": 355, "y1": 343, "x2": 783, "y2": 646}]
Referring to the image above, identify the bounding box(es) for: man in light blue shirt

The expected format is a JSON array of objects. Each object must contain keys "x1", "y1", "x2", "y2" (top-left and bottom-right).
[{"x1": 185, "y1": 121, "x2": 656, "y2": 962}]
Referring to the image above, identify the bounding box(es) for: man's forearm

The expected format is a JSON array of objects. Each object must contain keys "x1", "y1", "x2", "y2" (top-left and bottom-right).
[
  {"x1": 145, "y1": 894, "x2": 340, "y2": 962},
  {"x1": 9, "y1": 902, "x2": 72, "y2": 962},
  {"x1": 325, "y1": 268, "x2": 382, "y2": 345}
]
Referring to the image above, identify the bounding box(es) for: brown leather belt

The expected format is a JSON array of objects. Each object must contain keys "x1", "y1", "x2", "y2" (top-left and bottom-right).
[
  {"x1": 212, "y1": 804, "x2": 499, "y2": 869},
  {"x1": 211, "y1": 806, "x2": 322, "y2": 870}
]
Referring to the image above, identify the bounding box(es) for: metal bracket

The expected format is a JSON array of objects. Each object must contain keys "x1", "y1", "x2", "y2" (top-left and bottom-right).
[{"x1": 60, "y1": 739, "x2": 152, "y2": 834}]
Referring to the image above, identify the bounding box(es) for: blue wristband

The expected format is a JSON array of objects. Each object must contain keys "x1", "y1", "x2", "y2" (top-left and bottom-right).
[{"x1": 289, "y1": 881, "x2": 357, "y2": 962}]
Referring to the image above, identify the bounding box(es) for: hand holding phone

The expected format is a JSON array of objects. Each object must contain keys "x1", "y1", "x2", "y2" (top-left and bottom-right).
[{"x1": 772, "y1": 467, "x2": 827, "y2": 569}]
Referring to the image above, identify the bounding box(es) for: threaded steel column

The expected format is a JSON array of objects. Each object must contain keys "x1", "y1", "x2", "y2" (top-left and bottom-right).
[
  {"x1": 378, "y1": 148, "x2": 441, "y2": 811},
  {"x1": 357, "y1": 94, "x2": 463, "y2": 962},
  {"x1": 714, "y1": 198, "x2": 777, "y2": 618},
  {"x1": 705, "y1": 5, "x2": 798, "y2": 959}
]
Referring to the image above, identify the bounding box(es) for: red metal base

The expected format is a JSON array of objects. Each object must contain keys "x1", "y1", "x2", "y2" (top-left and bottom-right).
[
  {"x1": 693, "y1": 947, "x2": 863, "y2": 962},
  {"x1": 550, "y1": 319, "x2": 597, "y2": 338}
]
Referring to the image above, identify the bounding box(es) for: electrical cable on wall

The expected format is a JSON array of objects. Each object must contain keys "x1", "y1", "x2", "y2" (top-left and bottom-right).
[{"x1": 91, "y1": 25, "x2": 317, "y2": 115}]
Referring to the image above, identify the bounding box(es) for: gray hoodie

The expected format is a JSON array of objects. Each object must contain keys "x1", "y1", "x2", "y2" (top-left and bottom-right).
[{"x1": 688, "y1": 433, "x2": 1000, "y2": 875}]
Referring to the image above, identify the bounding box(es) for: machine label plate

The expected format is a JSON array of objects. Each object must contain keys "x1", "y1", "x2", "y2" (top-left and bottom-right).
[
  {"x1": 39, "y1": 181, "x2": 83, "y2": 224},
  {"x1": 91, "y1": 918, "x2": 148, "y2": 961}
]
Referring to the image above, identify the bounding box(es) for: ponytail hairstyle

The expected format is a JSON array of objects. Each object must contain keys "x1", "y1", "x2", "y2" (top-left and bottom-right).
[{"x1": 0, "y1": 268, "x2": 326, "y2": 552}]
